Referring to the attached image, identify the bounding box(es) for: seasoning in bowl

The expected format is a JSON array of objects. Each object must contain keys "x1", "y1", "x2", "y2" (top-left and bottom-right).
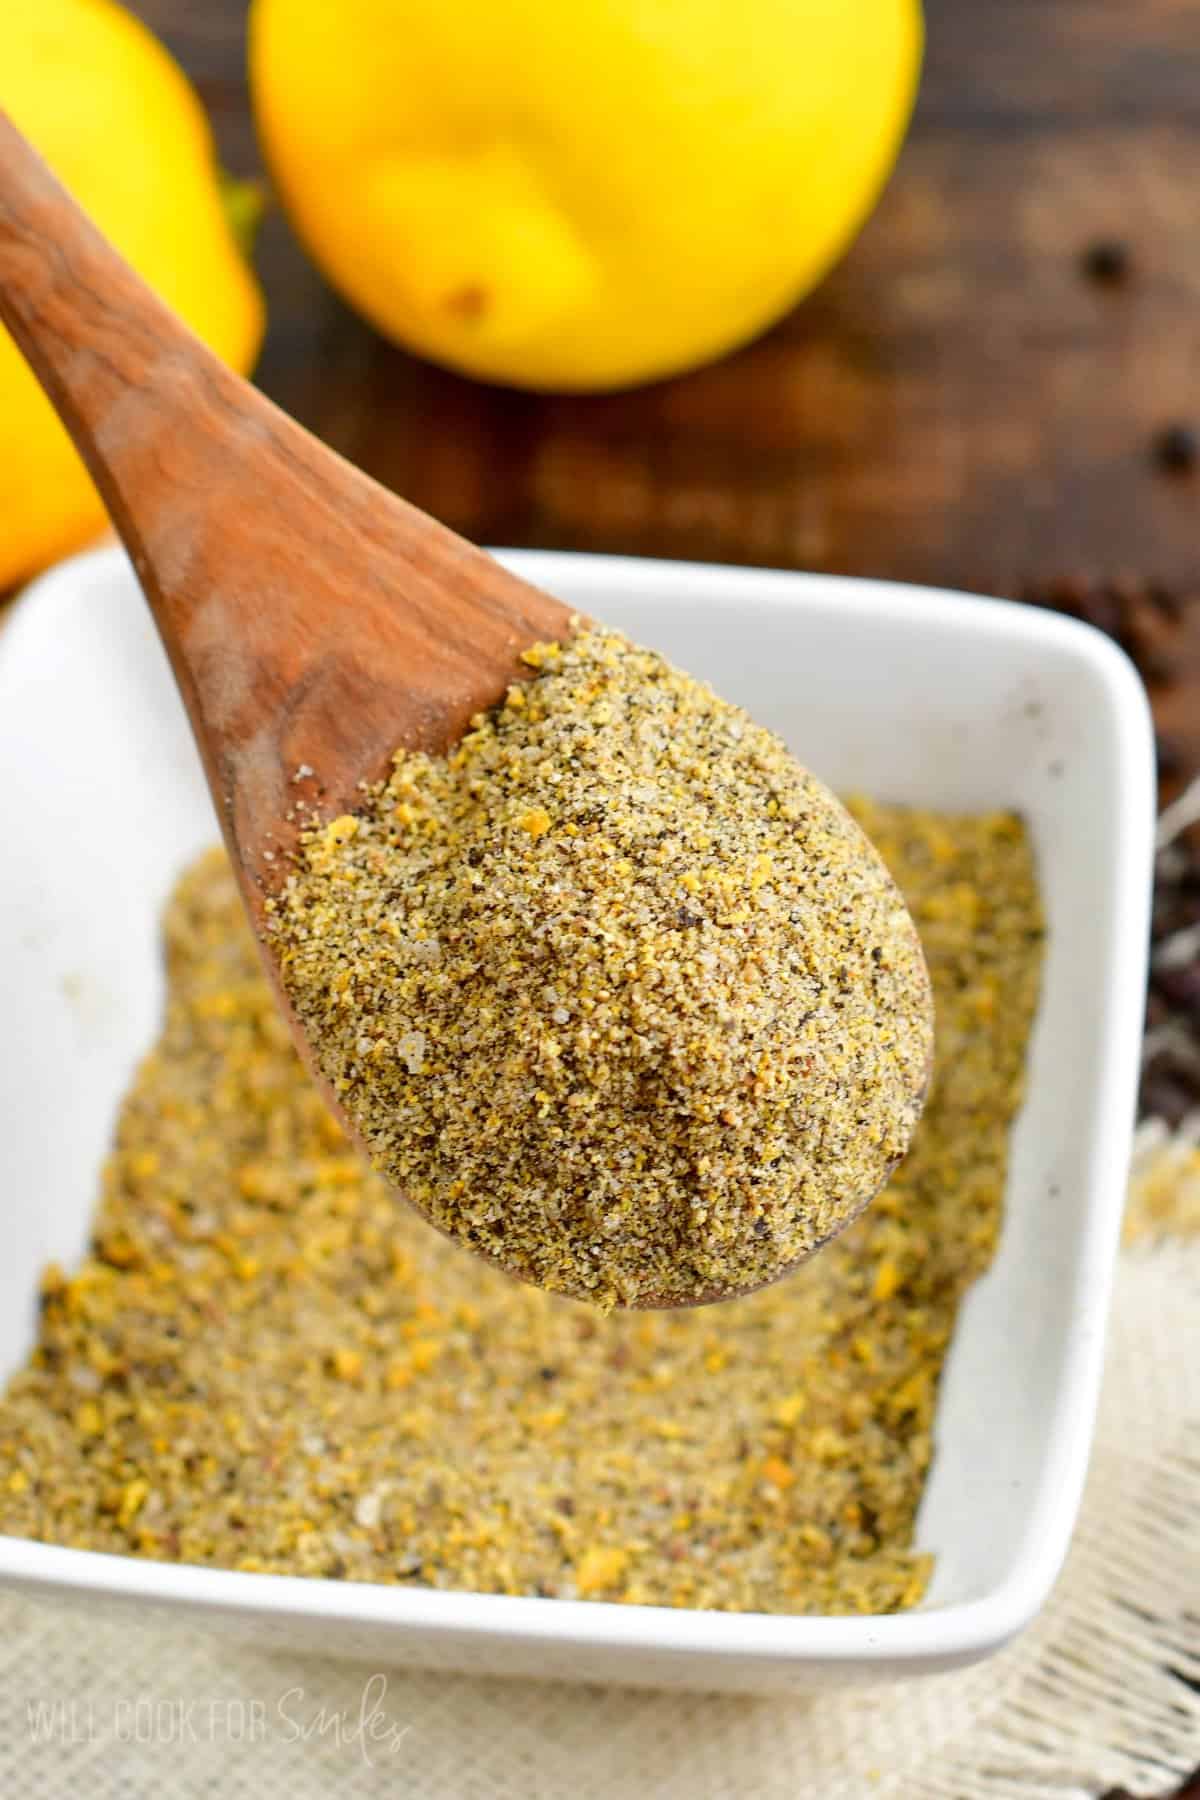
[
  {"x1": 0, "y1": 801, "x2": 1041, "y2": 1612},
  {"x1": 267, "y1": 627, "x2": 934, "y2": 1309}
]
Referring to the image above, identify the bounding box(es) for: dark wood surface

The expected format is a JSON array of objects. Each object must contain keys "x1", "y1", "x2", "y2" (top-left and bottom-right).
[{"x1": 132, "y1": 0, "x2": 1200, "y2": 598}]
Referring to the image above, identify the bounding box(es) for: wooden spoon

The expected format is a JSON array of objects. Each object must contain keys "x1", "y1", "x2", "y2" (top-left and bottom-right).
[
  {"x1": 0, "y1": 114, "x2": 930, "y2": 1309},
  {"x1": 0, "y1": 111, "x2": 594, "y2": 1268}
]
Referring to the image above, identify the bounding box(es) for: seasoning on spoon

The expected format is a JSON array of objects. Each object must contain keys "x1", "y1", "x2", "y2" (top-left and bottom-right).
[
  {"x1": 268, "y1": 627, "x2": 934, "y2": 1309},
  {"x1": 1, "y1": 120, "x2": 929, "y2": 1308}
]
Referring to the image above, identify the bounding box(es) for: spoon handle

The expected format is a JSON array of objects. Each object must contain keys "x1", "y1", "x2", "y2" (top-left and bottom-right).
[
  {"x1": 0, "y1": 110, "x2": 570, "y2": 898},
  {"x1": 0, "y1": 108, "x2": 251, "y2": 582}
]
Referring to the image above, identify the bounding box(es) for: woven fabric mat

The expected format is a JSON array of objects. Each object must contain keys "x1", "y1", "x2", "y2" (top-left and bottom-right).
[{"x1": 0, "y1": 1219, "x2": 1195, "y2": 1798}]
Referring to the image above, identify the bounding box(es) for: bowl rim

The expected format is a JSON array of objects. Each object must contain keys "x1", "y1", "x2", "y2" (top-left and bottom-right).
[{"x1": 0, "y1": 548, "x2": 1155, "y2": 1670}]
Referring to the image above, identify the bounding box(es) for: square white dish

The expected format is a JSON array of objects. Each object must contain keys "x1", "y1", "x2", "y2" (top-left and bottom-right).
[{"x1": 0, "y1": 545, "x2": 1153, "y2": 1691}]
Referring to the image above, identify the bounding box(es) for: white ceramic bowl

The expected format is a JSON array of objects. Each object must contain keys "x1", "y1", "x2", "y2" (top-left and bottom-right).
[{"x1": 0, "y1": 547, "x2": 1153, "y2": 1691}]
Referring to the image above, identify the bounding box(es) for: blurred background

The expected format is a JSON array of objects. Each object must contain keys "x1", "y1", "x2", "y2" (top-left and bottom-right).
[
  {"x1": 140, "y1": 3, "x2": 1200, "y2": 588},
  {"x1": 78, "y1": 1, "x2": 1200, "y2": 594}
]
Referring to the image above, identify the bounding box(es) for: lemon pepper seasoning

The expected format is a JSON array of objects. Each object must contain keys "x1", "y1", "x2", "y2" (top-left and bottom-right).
[
  {"x1": 0, "y1": 804, "x2": 1041, "y2": 1613},
  {"x1": 268, "y1": 628, "x2": 934, "y2": 1308}
]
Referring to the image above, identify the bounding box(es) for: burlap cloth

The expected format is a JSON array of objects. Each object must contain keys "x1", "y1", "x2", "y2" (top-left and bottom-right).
[{"x1": 0, "y1": 1168, "x2": 1195, "y2": 1797}]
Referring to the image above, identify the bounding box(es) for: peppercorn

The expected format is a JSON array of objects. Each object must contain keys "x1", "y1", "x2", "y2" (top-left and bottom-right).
[
  {"x1": 1153, "y1": 424, "x2": 1199, "y2": 474},
  {"x1": 1080, "y1": 238, "x2": 1132, "y2": 284}
]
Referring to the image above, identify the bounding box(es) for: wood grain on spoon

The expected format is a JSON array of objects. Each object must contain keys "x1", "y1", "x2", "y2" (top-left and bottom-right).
[{"x1": 0, "y1": 110, "x2": 573, "y2": 929}]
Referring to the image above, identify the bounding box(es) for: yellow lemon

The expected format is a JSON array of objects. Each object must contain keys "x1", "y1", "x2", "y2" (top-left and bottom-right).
[
  {"x1": 249, "y1": 0, "x2": 920, "y2": 392},
  {"x1": 1, "y1": 0, "x2": 265, "y2": 591}
]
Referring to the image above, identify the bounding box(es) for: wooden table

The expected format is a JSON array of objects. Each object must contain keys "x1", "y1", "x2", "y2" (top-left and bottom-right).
[{"x1": 137, "y1": 0, "x2": 1200, "y2": 598}]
